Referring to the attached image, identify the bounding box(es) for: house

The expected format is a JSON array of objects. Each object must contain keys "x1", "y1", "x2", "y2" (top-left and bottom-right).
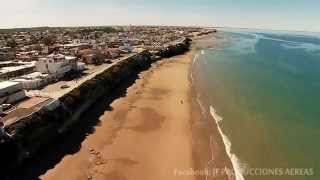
[
  {"x1": 78, "y1": 49, "x2": 105, "y2": 64},
  {"x1": 119, "y1": 43, "x2": 133, "y2": 52},
  {"x1": 13, "y1": 72, "x2": 51, "y2": 90},
  {"x1": 13, "y1": 57, "x2": 84, "y2": 90},
  {"x1": 36, "y1": 53, "x2": 77, "y2": 79},
  {"x1": 0, "y1": 62, "x2": 36, "y2": 80},
  {"x1": 104, "y1": 48, "x2": 121, "y2": 59},
  {"x1": 0, "y1": 81, "x2": 26, "y2": 104}
]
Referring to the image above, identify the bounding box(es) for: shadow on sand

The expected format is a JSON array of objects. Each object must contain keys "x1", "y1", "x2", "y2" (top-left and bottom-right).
[{"x1": 8, "y1": 73, "x2": 141, "y2": 180}]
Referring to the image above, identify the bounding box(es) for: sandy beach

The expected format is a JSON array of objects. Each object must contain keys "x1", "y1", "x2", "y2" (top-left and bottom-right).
[
  {"x1": 29, "y1": 35, "x2": 234, "y2": 180},
  {"x1": 39, "y1": 52, "x2": 196, "y2": 180}
]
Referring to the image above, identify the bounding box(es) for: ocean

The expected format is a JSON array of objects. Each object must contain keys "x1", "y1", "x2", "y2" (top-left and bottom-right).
[{"x1": 192, "y1": 29, "x2": 320, "y2": 180}]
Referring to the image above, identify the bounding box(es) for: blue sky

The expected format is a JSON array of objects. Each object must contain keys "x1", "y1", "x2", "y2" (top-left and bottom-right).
[{"x1": 1, "y1": 0, "x2": 320, "y2": 32}]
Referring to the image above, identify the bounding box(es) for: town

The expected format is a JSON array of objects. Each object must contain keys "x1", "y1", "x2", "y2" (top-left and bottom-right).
[
  {"x1": 0, "y1": 26, "x2": 214, "y2": 125},
  {"x1": 0, "y1": 26, "x2": 215, "y2": 172}
]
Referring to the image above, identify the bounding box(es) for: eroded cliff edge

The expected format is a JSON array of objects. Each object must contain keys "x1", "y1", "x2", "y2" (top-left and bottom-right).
[{"x1": 0, "y1": 37, "x2": 191, "y2": 173}]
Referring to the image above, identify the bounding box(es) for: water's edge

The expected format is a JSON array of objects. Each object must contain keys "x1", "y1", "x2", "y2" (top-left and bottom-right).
[{"x1": 189, "y1": 40, "x2": 241, "y2": 180}]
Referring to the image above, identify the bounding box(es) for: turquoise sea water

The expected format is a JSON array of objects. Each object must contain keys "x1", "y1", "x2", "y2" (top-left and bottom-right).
[{"x1": 192, "y1": 29, "x2": 320, "y2": 180}]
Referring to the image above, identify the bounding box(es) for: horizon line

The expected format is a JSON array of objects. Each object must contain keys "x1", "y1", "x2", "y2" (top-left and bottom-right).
[{"x1": 1, "y1": 24, "x2": 319, "y2": 34}]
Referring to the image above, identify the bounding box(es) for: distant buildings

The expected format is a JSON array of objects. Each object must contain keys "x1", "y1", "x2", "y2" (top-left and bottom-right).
[
  {"x1": 0, "y1": 25, "x2": 213, "y2": 106},
  {"x1": 78, "y1": 49, "x2": 105, "y2": 64},
  {"x1": 0, "y1": 25, "x2": 214, "y2": 147}
]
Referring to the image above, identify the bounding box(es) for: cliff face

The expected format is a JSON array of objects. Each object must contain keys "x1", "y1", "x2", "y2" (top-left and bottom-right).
[
  {"x1": 0, "y1": 38, "x2": 191, "y2": 172},
  {"x1": 60, "y1": 51, "x2": 152, "y2": 111},
  {"x1": 155, "y1": 38, "x2": 191, "y2": 58}
]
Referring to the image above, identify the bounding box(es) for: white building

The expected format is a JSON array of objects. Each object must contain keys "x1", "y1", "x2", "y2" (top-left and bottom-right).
[
  {"x1": 13, "y1": 72, "x2": 52, "y2": 90},
  {"x1": 0, "y1": 62, "x2": 36, "y2": 80},
  {"x1": 12, "y1": 54, "x2": 85, "y2": 90},
  {"x1": 36, "y1": 53, "x2": 77, "y2": 79},
  {"x1": 119, "y1": 43, "x2": 133, "y2": 52},
  {"x1": 0, "y1": 81, "x2": 26, "y2": 104},
  {"x1": 76, "y1": 62, "x2": 86, "y2": 71}
]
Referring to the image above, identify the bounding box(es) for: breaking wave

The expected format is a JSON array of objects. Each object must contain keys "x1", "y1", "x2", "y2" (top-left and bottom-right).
[{"x1": 210, "y1": 106, "x2": 245, "y2": 180}]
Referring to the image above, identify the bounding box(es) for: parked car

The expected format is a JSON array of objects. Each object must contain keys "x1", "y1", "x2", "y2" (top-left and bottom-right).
[
  {"x1": 61, "y1": 84, "x2": 70, "y2": 89},
  {"x1": 105, "y1": 59, "x2": 112, "y2": 64},
  {"x1": 2, "y1": 104, "x2": 12, "y2": 111}
]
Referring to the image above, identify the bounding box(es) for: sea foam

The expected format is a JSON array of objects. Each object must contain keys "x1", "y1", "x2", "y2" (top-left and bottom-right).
[
  {"x1": 210, "y1": 106, "x2": 246, "y2": 180},
  {"x1": 190, "y1": 54, "x2": 199, "y2": 83},
  {"x1": 196, "y1": 93, "x2": 206, "y2": 115}
]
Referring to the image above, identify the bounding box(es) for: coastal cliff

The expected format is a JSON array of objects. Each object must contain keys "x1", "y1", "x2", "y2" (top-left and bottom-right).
[{"x1": 0, "y1": 37, "x2": 191, "y2": 173}]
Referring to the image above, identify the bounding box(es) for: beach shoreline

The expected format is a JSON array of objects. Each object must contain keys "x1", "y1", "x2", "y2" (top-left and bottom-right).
[{"x1": 189, "y1": 35, "x2": 235, "y2": 180}]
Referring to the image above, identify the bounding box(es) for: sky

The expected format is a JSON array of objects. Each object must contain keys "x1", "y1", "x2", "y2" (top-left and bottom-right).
[{"x1": 1, "y1": 0, "x2": 320, "y2": 32}]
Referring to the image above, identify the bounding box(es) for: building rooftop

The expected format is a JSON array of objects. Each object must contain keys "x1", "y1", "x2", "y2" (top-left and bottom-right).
[
  {"x1": 0, "y1": 81, "x2": 20, "y2": 90},
  {"x1": 0, "y1": 97, "x2": 55, "y2": 126},
  {"x1": 0, "y1": 61, "x2": 14, "y2": 65},
  {"x1": 0, "y1": 64, "x2": 35, "y2": 74},
  {"x1": 47, "y1": 53, "x2": 65, "y2": 59}
]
